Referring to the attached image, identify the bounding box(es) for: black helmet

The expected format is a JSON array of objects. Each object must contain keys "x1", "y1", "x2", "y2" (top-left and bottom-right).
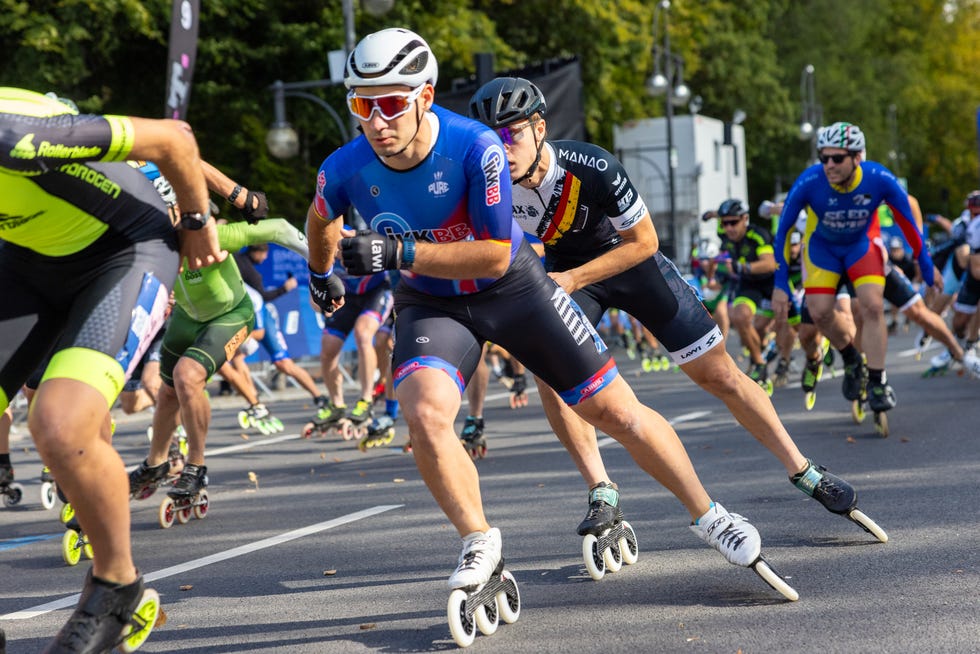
[
  {"x1": 469, "y1": 77, "x2": 546, "y2": 128},
  {"x1": 718, "y1": 199, "x2": 749, "y2": 217}
]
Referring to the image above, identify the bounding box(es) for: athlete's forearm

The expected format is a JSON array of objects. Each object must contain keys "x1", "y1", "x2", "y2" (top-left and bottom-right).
[
  {"x1": 306, "y1": 204, "x2": 342, "y2": 275},
  {"x1": 411, "y1": 239, "x2": 511, "y2": 279},
  {"x1": 129, "y1": 118, "x2": 209, "y2": 218}
]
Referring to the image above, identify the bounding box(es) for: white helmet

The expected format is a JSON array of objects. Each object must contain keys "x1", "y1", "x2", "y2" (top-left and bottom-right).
[
  {"x1": 344, "y1": 28, "x2": 438, "y2": 89},
  {"x1": 816, "y1": 122, "x2": 865, "y2": 153}
]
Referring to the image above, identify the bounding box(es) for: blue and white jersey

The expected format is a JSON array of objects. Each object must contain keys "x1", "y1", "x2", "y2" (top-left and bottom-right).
[
  {"x1": 313, "y1": 105, "x2": 524, "y2": 296},
  {"x1": 774, "y1": 160, "x2": 927, "y2": 293}
]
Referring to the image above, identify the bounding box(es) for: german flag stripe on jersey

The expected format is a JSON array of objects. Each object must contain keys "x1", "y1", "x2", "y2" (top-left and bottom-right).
[{"x1": 542, "y1": 171, "x2": 580, "y2": 245}]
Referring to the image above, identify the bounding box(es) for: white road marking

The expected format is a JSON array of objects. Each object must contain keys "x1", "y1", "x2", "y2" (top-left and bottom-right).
[{"x1": 1, "y1": 504, "x2": 403, "y2": 620}]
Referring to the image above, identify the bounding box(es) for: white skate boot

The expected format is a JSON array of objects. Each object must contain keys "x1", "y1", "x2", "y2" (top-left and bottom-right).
[
  {"x1": 448, "y1": 527, "x2": 502, "y2": 590},
  {"x1": 962, "y1": 351, "x2": 980, "y2": 379},
  {"x1": 690, "y1": 502, "x2": 799, "y2": 601},
  {"x1": 690, "y1": 502, "x2": 760, "y2": 567}
]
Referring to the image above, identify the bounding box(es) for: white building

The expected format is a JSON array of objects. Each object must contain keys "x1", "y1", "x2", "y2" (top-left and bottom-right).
[{"x1": 613, "y1": 114, "x2": 747, "y2": 269}]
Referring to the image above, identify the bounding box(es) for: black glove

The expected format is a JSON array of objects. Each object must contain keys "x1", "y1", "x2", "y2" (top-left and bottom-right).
[
  {"x1": 341, "y1": 229, "x2": 400, "y2": 275},
  {"x1": 308, "y1": 267, "x2": 345, "y2": 314},
  {"x1": 240, "y1": 190, "x2": 269, "y2": 224}
]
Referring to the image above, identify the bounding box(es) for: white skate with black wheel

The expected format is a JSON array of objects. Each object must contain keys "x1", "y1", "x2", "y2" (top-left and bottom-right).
[
  {"x1": 690, "y1": 502, "x2": 799, "y2": 601},
  {"x1": 446, "y1": 528, "x2": 520, "y2": 647}
]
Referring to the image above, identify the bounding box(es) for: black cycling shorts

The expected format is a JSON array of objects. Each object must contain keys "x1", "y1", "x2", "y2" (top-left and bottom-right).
[{"x1": 392, "y1": 241, "x2": 615, "y2": 406}]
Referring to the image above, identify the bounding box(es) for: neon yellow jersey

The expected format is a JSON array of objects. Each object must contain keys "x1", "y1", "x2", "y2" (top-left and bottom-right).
[{"x1": 0, "y1": 87, "x2": 167, "y2": 257}]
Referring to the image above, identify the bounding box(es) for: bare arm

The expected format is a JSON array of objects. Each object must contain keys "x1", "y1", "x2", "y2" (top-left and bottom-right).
[
  {"x1": 549, "y1": 213, "x2": 659, "y2": 294},
  {"x1": 306, "y1": 204, "x2": 343, "y2": 275},
  {"x1": 201, "y1": 160, "x2": 257, "y2": 212},
  {"x1": 409, "y1": 239, "x2": 511, "y2": 280},
  {"x1": 128, "y1": 117, "x2": 223, "y2": 269}
]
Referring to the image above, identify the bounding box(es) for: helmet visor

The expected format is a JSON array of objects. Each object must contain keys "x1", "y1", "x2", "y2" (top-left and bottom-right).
[{"x1": 347, "y1": 85, "x2": 424, "y2": 121}]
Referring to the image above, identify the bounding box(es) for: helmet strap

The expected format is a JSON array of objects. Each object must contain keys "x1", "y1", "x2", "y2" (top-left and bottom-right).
[
  {"x1": 513, "y1": 129, "x2": 545, "y2": 186},
  {"x1": 381, "y1": 104, "x2": 425, "y2": 160}
]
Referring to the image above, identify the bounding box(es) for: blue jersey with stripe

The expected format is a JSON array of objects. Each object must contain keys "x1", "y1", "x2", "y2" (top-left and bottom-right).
[
  {"x1": 313, "y1": 105, "x2": 524, "y2": 297},
  {"x1": 774, "y1": 160, "x2": 927, "y2": 293}
]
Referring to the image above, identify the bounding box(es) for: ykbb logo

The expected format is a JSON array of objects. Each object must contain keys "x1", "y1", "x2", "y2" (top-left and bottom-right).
[{"x1": 481, "y1": 145, "x2": 504, "y2": 206}]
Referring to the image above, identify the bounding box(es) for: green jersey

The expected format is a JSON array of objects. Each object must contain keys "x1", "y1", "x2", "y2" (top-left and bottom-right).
[{"x1": 173, "y1": 218, "x2": 308, "y2": 322}]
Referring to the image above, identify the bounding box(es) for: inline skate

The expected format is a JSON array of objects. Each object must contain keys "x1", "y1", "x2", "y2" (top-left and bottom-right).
[
  {"x1": 748, "y1": 361, "x2": 774, "y2": 396},
  {"x1": 576, "y1": 482, "x2": 639, "y2": 581},
  {"x1": 690, "y1": 502, "x2": 798, "y2": 601},
  {"x1": 359, "y1": 413, "x2": 396, "y2": 451},
  {"x1": 61, "y1": 515, "x2": 94, "y2": 567},
  {"x1": 0, "y1": 464, "x2": 23, "y2": 508},
  {"x1": 344, "y1": 399, "x2": 374, "y2": 443},
  {"x1": 40, "y1": 466, "x2": 59, "y2": 510},
  {"x1": 158, "y1": 464, "x2": 209, "y2": 529},
  {"x1": 791, "y1": 459, "x2": 888, "y2": 542},
  {"x1": 302, "y1": 401, "x2": 349, "y2": 439},
  {"x1": 44, "y1": 569, "x2": 161, "y2": 654},
  {"x1": 446, "y1": 528, "x2": 520, "y2": 648},
  {"x1": 237, "y1": 403, "x2": 283, "y2": 435}
]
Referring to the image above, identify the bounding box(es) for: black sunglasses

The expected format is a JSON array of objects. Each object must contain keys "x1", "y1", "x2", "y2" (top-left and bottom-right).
[
  {"x1": 721, "y1": 218, "x2": 742, "y2": 226},
  {"x1": 819, "y1": 153, "x2": 852, "y2": 165}
]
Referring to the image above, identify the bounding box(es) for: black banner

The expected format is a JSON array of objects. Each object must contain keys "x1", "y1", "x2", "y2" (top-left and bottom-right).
[
  {"x1": 164, "y1": 0, "x2": 200, "y2": 119},
  {"x1": 439, "y1": 57, "x2": 585, "y2": 141}
]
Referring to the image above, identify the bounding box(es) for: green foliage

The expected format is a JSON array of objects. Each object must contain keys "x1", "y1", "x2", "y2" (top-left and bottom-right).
[{"x1": 3, "y1": 0, "x2": 979, "y2": 219}]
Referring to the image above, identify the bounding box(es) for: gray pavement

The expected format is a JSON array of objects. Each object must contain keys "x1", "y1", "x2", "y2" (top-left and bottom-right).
[{"x1": 1, "y1": 331, "x2": 978, "y2": 653}]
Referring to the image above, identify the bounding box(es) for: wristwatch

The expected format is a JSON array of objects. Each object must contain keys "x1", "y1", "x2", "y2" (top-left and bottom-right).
[{"x1": 179, "y1": 211, "x2": 210, "y2": 231}]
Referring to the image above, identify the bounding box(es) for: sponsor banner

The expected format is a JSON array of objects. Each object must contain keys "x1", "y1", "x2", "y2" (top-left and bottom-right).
[{"x1": 164, "y1": 0, "x2": 200, "y2": 119}]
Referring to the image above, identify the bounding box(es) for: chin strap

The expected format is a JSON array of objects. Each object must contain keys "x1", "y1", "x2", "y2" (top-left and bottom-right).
[
  {"x1": 512, "y1": 132, "x2": 545, "y2": 185},
  {"x1": 382, "y1": 108, "x2": 424, "y2": 160}
]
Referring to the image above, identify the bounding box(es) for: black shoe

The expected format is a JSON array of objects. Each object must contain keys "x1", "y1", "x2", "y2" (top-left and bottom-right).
[
  {"x1": 867, "y1": 382, "x2": 896, "y2": 412},
  {"x1": 576, "y1": 482, "x2": 623, "y2": 536},
  {"x1": 43, "y1": 570, "x2": 146, "y2": 654},
  {"x1": 842, "y1": 358, "x2": 868, "y2": 401},
  {"x1": 791, "y1": 460, "x2": 857, "y2": 515},
  {"x1": 168, "y1": 464, "x2": 207, "y2": 498},
  {"x1": 128, "y1": 459, "x2": 170, "y2": 498}
]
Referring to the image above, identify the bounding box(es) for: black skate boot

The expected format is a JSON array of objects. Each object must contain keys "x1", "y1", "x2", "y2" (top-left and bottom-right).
[
  {"x1": 576, "y1": 481, "x2": 623, "y2": 536},
  {"x1": 791, "y1": 460, "x2": 856, "y2": 515},
  {"x1": 302, "y1": 401, "x2": 348, "y2": 439},
  {"x1": 748, "y1": 361, "x2": 773, "y2": 396},
  {"x1": 790, "y1": 459, "x2": 888, "y2": 542},
  {"x1": 168, "y1": 464, "x2": 207, "y2": 499},
  {"x1": 460, "y1": 416, "x2": 486, "y2": 458},
  {"x1": 0, "y1": 464, "x2": 23, "y2": 507},
  {"x1": 866, "y1": 380, "x2": 896, "y2": 413},
  {"x1": 841, "y1": 356, "x2": 868, "y2": 401},
  {"x1": 43, "y1": 569, "x2": 160, "y2": 654},
  {"x1": 773, "y1": 357, "x2": 791, "y2": 388},
  {"x1": 129, "y1": 459, "x2": 171, "y2": 501}
]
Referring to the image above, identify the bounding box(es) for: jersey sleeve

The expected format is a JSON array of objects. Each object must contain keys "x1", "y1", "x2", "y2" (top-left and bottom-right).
[
  {"x1": 0, "y1": 113, "x2": 134, "y2": 175},
  {"x1": 218, "y1": 219, "x2": 309, "y2": 259},
  {"x1": 881, "y1": 175, "x2": 933, "y2": 285},
  {"x1": 312, "y1": 156, "x2": 351, "y2": 223},
  {"x1": 464, "y1": 135, "x2": 514, "y2": 243},
  {"x1": 598, "y1": 154, "x2": 647, "y2": 232},
  {"x1": 774, "y1": 176, "x2": 809, "y2": 293}
]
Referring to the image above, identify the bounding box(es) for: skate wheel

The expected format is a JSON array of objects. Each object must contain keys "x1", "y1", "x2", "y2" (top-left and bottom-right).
[
  {"x1": 62, "y1": 529, "x2": 82, "y2": 566},
  {"x1": 60, "y1": 502, "x2": 74, "y2": 524},
  {"x1": 447, "y1": 589, "x2": 477, "y2": 648},
  {"x1": 193, "y1": 490, "x2": 209, "y2": 520},
  {"x1": 619, "y1": 521, "x2": 639, "y2": 565},
  {"x1": 301, "y1": 422, "x2": 315, "y2": 439},
  {"x1": 582, "y1": 533, "x2": 607, "y2": 580},
  {"x1": 237, "y1": 411, "x2": 250, "y2": 430},
  {"x1": 474, "y1": 597, "x2": 499, "y2": 636},
  {"x1": 176, "y1": 501, "x2": 193, "y2": 524},
  {"x1": 270, "y1": 417, "x2": 284, "y2": 432},
  {"x1": 752, "y1": 557, "x2": 799, "y2": 601},
  {"x1": 477, "y1": 445, "x2": 487, "y2": 459},
  {"x1": 874, "y1": 412, "x2": 889, "y2": 437},
  {"x1": 848, "y1": 508, "x2": 888, "y2": 543},
  {"x1": 804, "y1": 391, "x2": 817, "y2": 411},
  {"x1": 159, "y1": 497, "x2": 176, "y2": 529},
  {"x1": 763, "y1": 379, "x2": 774, "y2": 396},
  {"x1": 851, "y1": 400, "x2": 866, "y2": 424},
  {"x1": 118, "y1": 587, "x2": 161, "y2": 653},
  {"x1": 340, "y1": 421, "x2": 356, "y2": 441},
  {"x1": 496, "y1": 570, "x2": 521, "y2": 624},
  {"x1": 41, "y1": 481, "x2": 57, "y2": 510},
  {"x1": 2, "y1": 482, "x2": 24, "y2": 507},
  {"x1": 603, "y1": 540, "x2": 623, "y2": 572}
]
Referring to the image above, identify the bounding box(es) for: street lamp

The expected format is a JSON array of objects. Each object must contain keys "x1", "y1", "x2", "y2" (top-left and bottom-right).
[
  {"x1": 266, "y1": 79, "x2": 352, "y2": 159},
  {"x1": 646, "y1": 0, "x2": 692, "y2": 260},
  {"x1": 799, "y1": 64, "x2": 822, "y2": 163}
]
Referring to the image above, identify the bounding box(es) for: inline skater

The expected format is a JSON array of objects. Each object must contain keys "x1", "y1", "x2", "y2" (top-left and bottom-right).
[
  {"x1": 308, "y1": 32, "x2": 794, "y2": 638},
  {"x1": 233, "y1": 243, "x2": 327, "y2": 405},
  {"x1": 0, "y1": 87, "x2": 221, "y2": 652},
  {"x1": 715, "y1": 199, "x2": 779, "y2": 392},
  {"x1": 469, "y1": 76, "x2": 884, "y2": 549},
  {"x1": 129, "y1": 164, "x2": 305, "y2": 515},
  {"x1": 305, "y1": 228, "x2": 394, "y2": 445},
  {"x1": 773, "y1": 122, "x2": 936, "y2": 427}
]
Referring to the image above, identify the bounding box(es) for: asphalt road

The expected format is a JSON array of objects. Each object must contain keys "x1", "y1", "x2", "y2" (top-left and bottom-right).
[{"x1": 1, "y1": 330, "x2": 978, "y2": 653}]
